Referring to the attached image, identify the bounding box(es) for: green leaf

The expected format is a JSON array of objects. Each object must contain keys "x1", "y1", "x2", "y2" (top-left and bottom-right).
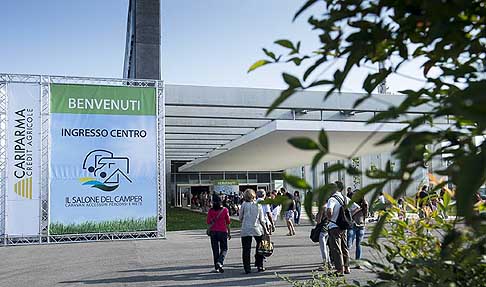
[
  {"x1": 303, "y1": 57, "x2": 326, "y2": 81},
  {"x1": 303, "y1": 190, "x2": 314, "y2": 223},
  {"x1": 293, "y1": 0, "x2": 318, "y2": 21},
  {"x1": 248, "y1": 59, "x2": 270, "y2": 73},
  {"x1": 311, "y1": 150, "x2": 325, "y2": 170},
  {"x1": 346, "y1": 165, "x2": 361, "y2": 176},
  {"x1": 352, "y1": 183, "x2": 382, "y2": 203},
  {"x1": 266, "y1": 88, "x2": 296, "y2": 116},
  {"x1": 282, "y1": 73, "x2": 302, "y2": 88},
  {"x1": 383, "y1": 192, "x2": 397, "y2": 205},
  {"x1": 352, "y1": 94, "x2": 372, "y2": 108},
  {"x1": 443, "y1": 189, "x2": 451, "y2": 209},
  {"x1": 451, "y1": 145, "x2": 486, "y2": 220},
  {"x1": 258, "y1": 196, "x2": 290, "y2": 206},
  {"x1": 287, "y1": 56, "x2": 310, "y2": 65},
  {"x1": 262, "y1": 48, "x2": 278, "y2": 61},
  {"x1": 315, "y1": 184, "x2": 336, "y2": 216},
  {"x1": 318, "y1": 129, "x2": 329, "y2": 151},
  {"x1": 283, "y1": 173, "x2": 312, "y2": 190},
  {"x1": 324, "y1": 163, "x2": 346, "y2": 174},
  {"x1": 288, "y1": 137, "x2": 319, "y2": 150},
  {"x1": 363, "y1": 70, "x2": 392, "y2": 94},
  {"x1": 274, "y1": 39, "x2": 294, "y2": 50},
  {"x1": 369, "y1": 212, "x2": 388, "y2": 245},
  {"x1": 307, "y1": 79, "x2": 333, "y2": 88}
]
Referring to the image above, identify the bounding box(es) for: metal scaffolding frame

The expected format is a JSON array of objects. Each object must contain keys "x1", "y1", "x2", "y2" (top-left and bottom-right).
[
  {"x1": 0, "y1": 73, "x2": 165, "y2": 245},
  {"x1": 0, "y1": 81, "x2": 7, "y2": 242}
]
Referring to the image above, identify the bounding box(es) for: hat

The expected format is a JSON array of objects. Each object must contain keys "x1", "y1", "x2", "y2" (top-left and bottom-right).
[{"x1": 256, "y1": 189, "x2": 265, "y2": 198}]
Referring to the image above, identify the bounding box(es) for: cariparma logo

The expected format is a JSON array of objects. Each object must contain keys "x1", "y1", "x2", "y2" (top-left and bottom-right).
[
  {"x1": 14, "y1": 177, "x2": 33, "y2": 199},
  {"x1": 79, "y1": 149, "x2": 132, "y2": 192}
]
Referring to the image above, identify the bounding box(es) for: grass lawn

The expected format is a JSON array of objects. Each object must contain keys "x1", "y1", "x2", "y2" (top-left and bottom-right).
[{"x1": 167, "y1": 207, "x2": 241, "y2": 231}]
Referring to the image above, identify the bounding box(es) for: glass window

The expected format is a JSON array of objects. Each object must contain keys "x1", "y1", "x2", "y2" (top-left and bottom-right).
[
  {"x1": 271, "y1": 172, "x2": 283, "y2": 180},
  {"x1": 175, "y1": 173, "x2": 199, "y2": 184},
  {"x1": 225, "y1": 173, "x2": 247, "y2": 183},
  {"x1": 201, "y1": 173, "x2": 224, "y2": 184},
  {"x1": 248, "y1": 173, "x2": 257, "y2": 183},
  {"x1": 256, "y1": 173, "x2": 271, "y2": 183}
]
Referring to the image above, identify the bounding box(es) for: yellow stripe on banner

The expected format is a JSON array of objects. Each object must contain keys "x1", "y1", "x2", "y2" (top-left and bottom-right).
[
  {"x1": 22, "y1": 179, "x2": 25, "y2": 198},
  {"x1": 29, "y1": 177, "x2": 32, "y2": 199},
  {"x1": 14, "y1": 182, "x2": 17, "y2": 195},
  {"x1": 26, "y1": 178, "x2": 30, "y2": 199}
]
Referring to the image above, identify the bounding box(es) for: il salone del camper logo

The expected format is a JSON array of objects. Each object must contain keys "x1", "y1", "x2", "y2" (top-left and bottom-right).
[{"x1": 79, "y1": 149, "x2": 132, "y2": 192}]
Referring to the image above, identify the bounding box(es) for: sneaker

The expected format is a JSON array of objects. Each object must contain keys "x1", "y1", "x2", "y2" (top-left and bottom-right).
[
  {"x1": 216, "y1": 262, "x2": 224, "y2": 273},
  {"x1": 257, "y1": 267, "x2": 266, "y2": 272}
]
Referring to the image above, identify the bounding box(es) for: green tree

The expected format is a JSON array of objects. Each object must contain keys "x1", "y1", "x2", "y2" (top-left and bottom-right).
[{"x1": 250, "y1": 0, "x2": 486, "y2": 285}]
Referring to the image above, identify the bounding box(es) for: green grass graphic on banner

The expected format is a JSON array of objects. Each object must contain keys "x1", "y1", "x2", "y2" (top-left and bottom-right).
[{"x1": 49, "y1": 217, "x2": 157, "y2": 235}]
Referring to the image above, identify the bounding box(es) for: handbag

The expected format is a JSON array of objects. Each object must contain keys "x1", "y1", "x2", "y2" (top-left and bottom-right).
[
  {"x1": 206, "y1": 208, "x2": 225, "y2": 236},
  {"x1": 257, "y1": 234, "x2": 274, "y2": 257},
  {"x1": 310, "y1": 221, "x2": 325, "y2": 243}
]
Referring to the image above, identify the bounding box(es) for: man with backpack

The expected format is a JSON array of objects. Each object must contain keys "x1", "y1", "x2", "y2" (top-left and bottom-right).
[{"x1": 326, "y1": 181, "x2": 357, "y2": 275}]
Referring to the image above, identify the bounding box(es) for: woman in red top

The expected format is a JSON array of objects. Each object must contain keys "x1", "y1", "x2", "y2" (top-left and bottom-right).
[{"x1": 207, "y1": 194, "x2": 231, "y2": 273}]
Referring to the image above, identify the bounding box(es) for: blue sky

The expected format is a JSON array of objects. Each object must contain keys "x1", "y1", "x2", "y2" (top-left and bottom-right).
[{"x1": 1, "y1": 0, "x2": 426, "y2": 93}]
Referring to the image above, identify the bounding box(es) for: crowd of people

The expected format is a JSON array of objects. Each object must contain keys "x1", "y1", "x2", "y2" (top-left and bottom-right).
[
  {"x1": 205, "y1": 187, "x2": 301, "y2": 274},
  {"x1": 315, "y1": 181, "x2": 368, "y2": 275},
  {"x1": 205, "y1": 183, "x2": 365, "y2": 275},
  {"x1": 191, "y1": 192, "x2": 241, "y2": 215},
  {"x1": 207, "y1": 181, "x2": 368, "y2": 275},
  {"x1": 204, "y1": 180, "x2": 481, "y2": 276}
]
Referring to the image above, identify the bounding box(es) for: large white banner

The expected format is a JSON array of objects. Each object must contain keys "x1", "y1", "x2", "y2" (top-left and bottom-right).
[
  {"x1": 6, "y1": 83, "x2": 41, "y2": 236},
  {"x1": 48, "y1": 84, "x2": 157, "y2": 235}
]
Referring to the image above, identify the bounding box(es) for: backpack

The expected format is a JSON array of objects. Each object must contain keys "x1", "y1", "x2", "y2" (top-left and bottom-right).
[{"x1": 331, "y1": 195, "x2": 353, "y2": 230}]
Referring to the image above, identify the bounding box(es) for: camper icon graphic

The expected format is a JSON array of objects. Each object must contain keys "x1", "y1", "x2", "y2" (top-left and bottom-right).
[{"x1": 79, "y1": 149, "x2": 132, "y2": 192}]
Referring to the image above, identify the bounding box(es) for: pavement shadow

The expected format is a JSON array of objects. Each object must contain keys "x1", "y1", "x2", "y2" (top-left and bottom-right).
[{"x1": 58, "y1": 263, "x2": 319, "y2": 286}]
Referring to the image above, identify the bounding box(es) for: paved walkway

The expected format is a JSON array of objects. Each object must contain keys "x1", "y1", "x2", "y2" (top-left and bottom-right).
[{"x1": 0, "y1": 225, "x2": 376, "y2": 287}]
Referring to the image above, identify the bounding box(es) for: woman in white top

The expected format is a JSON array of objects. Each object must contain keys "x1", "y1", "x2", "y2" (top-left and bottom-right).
[{"x1": 239, "y1": 189, "x2": 268, "y2": 273}]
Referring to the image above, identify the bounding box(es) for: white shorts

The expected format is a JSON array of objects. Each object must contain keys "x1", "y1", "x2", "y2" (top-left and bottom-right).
[{"x1": 285, "y1": 210, "x2": 294, "y2": 221}]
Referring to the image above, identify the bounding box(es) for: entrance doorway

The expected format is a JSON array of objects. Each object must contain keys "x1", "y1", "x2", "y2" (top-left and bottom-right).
[{"x1": 190, "y1": 185, "x2": 210, "y2": 209}]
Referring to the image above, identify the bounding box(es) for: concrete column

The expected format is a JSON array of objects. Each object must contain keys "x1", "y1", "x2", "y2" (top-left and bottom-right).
[{"x1": 124, "y1": 0, "x2": 161, "y2": 80}]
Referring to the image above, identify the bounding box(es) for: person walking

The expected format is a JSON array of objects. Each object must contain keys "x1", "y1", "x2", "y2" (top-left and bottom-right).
[
  {"x1": 270, "y1": 190, "x2": 281, "y2": 227},
  {"x1": 206, "y1": 194, "x2": 231, "y2": 273},
  {"x1": 256, "y1": 189, "x2": 275, "y2": 235},
  {"x1": 326, "y1": 181, "x2": 351, "y2": 275},
  {"x1": 316, "y1": 200, "x2": 331, "y2": 269},
  {"x1": 239, "y1": 189, "x2": 268, "y2": 274},
  {"x1": 293, "y1": 191, "x2": 302, "y2": 225},
  {"x1": 347, "y1": 189, "x2": 368, "y2": 266},
  {"x1": 283, "y1": 189, "x2": 296, "y2": 236}
]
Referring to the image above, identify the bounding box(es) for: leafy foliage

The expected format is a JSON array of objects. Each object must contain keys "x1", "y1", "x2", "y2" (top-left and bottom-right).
[
  {"x1": 249, "y1": 0, "x2": 486, "y2": 285},
  {"x1": 360, "y1": 195, "x2": 486, "y2": 287},
  {"x1": 249, "y1": 0, "x2": 486, "y2": 226}
]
